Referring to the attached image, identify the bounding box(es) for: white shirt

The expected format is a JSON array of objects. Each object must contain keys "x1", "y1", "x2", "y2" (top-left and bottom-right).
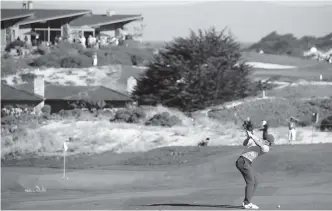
[{"x1": 241, "y1": 138, "x2": 269, "y2": 162}]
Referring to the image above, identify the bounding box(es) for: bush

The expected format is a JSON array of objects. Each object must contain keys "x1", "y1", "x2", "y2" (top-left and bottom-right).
[
  {"x1": 99, "y1": 45, "x2": 154, "y2": 65},
  {"x1": 60, "y1": 54, "x2": 92, "y2": 68},
  {"x1": 320, "y1": 116, "x2": 332, "y2": 131},
  {"x1": 1, "y1": 115, "x2": 17, "y2": 126},
  {"x1": 145, "y1": 112, "x2": 181, "y2": 127},
  {"x1": 109, "y1": 107, "x2": 145, "y2": 123},
  {"x1": 59, "y1": 109, "x2": 72, "y2": 118},
  {"x1": 83, "y1": 49, "x2": 96, "y2": 58},
  {"x1": 30, "y1": 52, "x2": 62, "y2": 68},
  {"x1": 20, "y1": 73, "x2": 36, "y2": 82},
  {"x1": 1, "y1": 57, "x2": 30, "y2": 77},
  {"x1": 31, "y1": 52, "x2": 92, "y2": 68},
  {"x1": 5, "y1": 40, "x2": 25, "y2": 52},
  {"x1": 41, "y1": 105, "x2": 52, "y2": 115},
  {"x1": 132, "y1": 27, "x2": 253, "y2": 112},
  {"x1": 56, "y1": 41, "x2": 85, "y2": 54},
  {"x1": 36, "y1": 45, "x2": 50, "y2": 55}
]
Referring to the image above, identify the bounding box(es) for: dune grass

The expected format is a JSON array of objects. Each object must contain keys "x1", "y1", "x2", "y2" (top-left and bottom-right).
[{"x1": 2, "y1": 105, "x2": 331, "y2": 160}]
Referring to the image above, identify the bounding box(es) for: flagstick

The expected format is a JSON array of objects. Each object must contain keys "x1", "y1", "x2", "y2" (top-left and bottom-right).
[
  {"x1": 311, "y1": 124, "x2": 314, "y2": 142},
  {"x1": 63, "y1": 149, "x2": 66, "y2": 178},
  {"x1": 62, "y1": 141, "x2": 68, "y2": 180}
]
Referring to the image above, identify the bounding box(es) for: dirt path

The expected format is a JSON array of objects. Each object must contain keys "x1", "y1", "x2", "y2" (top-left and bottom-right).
[{"x1": 2, "y1": 144, "x2": 332, "y2": 210}]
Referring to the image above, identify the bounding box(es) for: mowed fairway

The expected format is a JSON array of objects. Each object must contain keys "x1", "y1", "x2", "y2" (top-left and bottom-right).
[
  {"x1": 243, "y1": 52, "x2": 332, "y2": 81},
  {"x1": 2, "y1": 144, "x2": 332, "y2": 210}
]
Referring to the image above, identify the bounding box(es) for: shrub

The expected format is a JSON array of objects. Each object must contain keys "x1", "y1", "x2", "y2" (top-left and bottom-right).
[
  {"x1": 41, "y1": 105, "x2": 52, "y2": 115},
  {"x1": 320, "y1": 115, "x2": 332, "y2": 132},
  {"x1": 60, "y1": 54, "x2": 92, "y2": 68},
  {"x1": 83, "y1": 49, "x2": 96, "y2": 58},
  {"x1": 145, "y1": 112, "x2": 181, "y2": 127},
  {"x1": 109, "y1": 107, "x2": 145, "y2": 123},
  {"x1": 1, "y1": 57, "x2": 29, "y2": 77},
  {"x1": 99, "y1": 45, "x2": 154, "y2": 65},
  {"x1": 56, "y1": 41, "x2": 85, "y2": 54},
  {"x1": 36, "y1": 45, "x2": 50, "y2": 55},
  {"x1": 5, "y1": 40, "x2": 25, "y2": 52},
  {"x1": 132, "y1": 27, "x2": 253, "y2": 112},
  {"x1": 59, "y1": 109, "x2": 71, "y2": 118},
  {"x1": 20, "y1": 73, "x2": 36, "y2": 82},
  {"x1": 30, "y1": 52, "x2": 62, "y2": 68},
  {"x1": 31, "y1": 52, "x2": 92, "y2": 68},
  {"x1": 1, "y1": 115, "x2": 17, "y2": 125}
]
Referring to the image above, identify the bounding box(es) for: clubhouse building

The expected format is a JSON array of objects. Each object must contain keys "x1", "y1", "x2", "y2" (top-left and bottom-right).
[{"x1": 1, "y1": 1, "x2": 143, "y2": 49}]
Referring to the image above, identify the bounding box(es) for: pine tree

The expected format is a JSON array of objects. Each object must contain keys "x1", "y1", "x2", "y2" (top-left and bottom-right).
[{"x1": 132, "y1": 27, "x2": 253, "y2": 112}]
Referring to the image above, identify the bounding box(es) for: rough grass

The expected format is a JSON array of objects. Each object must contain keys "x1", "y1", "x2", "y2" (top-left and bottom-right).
[
  {"x1": 208, "y1": 98, "x2": 332, "y2": 127},
  {"x1": 266, "y1": 84, "x2": 332, "y2": 98},
  {"x1": 2, "y1": 105, "x2": 332, "y2": 160}
]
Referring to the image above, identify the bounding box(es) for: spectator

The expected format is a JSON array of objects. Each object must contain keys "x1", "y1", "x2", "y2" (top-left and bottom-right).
[
  {"x1": 87, "y1": 35, "x2": 92, "y2": 48},
  {"x1": 288, "y1": 117, "x2": 297, "y2": 142}
]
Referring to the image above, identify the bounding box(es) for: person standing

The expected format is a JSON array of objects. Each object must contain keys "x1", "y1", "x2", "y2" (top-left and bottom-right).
[
  {"x1": 235, "y1": 130, "x2": 274, "y2": 209},
  {"x1": 260, "y1": 120, "x2": 269, "y2": 141},
  {"x1": 288, "y1": 117, "x2": 297, "y2": 142}
]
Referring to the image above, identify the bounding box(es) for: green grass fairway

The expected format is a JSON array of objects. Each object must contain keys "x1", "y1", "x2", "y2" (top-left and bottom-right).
[
  {"x1": 243, "y1": 52, "x2": 332, "y2": 81},
  {"x1": 2, "y1": 144, "x2": 332, "y2": 209},
  {"x1": 266, "y1": 84, "x2": 332, "y2": 98}
]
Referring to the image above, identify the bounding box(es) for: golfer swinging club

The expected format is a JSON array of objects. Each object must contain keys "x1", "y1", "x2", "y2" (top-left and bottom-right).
[{"x1": 236, "y1": 123, "x2": 274, "y2": 209}]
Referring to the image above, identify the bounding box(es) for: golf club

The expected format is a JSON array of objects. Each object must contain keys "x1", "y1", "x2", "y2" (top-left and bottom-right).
[{"x1": 233, "y1": 106, "x2": 245, "y2": 122}]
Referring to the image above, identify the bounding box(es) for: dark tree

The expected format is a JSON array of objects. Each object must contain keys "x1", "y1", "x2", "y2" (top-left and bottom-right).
[{"x1": 132, "y1": 27, "x2": 253, "y2": 112}]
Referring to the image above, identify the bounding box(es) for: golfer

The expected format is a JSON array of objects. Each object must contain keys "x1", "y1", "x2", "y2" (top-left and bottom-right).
[
  {"x1": 236, "y1": 129, "x2": 274, "y2": 209},
  {"x1": 288, "y1": 117, "x2": 297, "y2": 142}
]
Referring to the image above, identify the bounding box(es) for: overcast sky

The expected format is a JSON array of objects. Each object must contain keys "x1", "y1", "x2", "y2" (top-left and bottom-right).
[{"x1": 2, "y1": 1, "x2": 332, "y2": 42}]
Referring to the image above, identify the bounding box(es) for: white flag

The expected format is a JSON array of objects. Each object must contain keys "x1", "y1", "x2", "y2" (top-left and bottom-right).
[{"x1": 63, "y1": 141, "x2": 68, "y2": 152}]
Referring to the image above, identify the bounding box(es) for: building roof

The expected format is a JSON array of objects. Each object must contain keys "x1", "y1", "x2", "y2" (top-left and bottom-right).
[
  {"x1": 45, "y1": 85, "x2": 131, "y2": 101},
  {"x1": 117, "y1": 66, "x2": 146, "y2": 85},
  {"x1": 69, "y1": 14, "x2": 142, "y2": 27},
  {"x1": 1, "y1": 9, "x2": 91, "y2": 25},
  {"x1": 1, "y1": 9, "x2": 35, "y2": 21},
  {"x1": 1, "y1": 83, "x2": 44, "y2": 102},
  {"x1": 14, "y1": 83, "x2": 131, "y2": 102}
]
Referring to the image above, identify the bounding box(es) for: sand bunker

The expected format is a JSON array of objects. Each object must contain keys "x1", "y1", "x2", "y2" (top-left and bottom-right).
[{"x1": 246, "y1": 62, "x2": 297, "y2": 69}]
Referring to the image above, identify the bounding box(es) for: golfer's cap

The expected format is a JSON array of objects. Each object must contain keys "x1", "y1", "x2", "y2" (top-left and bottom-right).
[{"x1": 262, "y1": 120, "x2": 267, "y2": 126}]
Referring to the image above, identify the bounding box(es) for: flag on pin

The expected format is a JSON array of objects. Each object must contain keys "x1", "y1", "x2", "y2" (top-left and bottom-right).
[{"x1": 63, "y1": 141, "x2": 68, "y2": 152}]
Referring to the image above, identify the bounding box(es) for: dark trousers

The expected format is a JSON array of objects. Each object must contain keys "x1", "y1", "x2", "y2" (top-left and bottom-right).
[{"x1": 235, "y1": 156, "x2": 259, "y2": 204}]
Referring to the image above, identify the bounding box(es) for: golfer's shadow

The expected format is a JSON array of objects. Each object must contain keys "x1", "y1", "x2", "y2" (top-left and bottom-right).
[{"x1": 144, "y1": 203, "x2": 243, "y2": 209}]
